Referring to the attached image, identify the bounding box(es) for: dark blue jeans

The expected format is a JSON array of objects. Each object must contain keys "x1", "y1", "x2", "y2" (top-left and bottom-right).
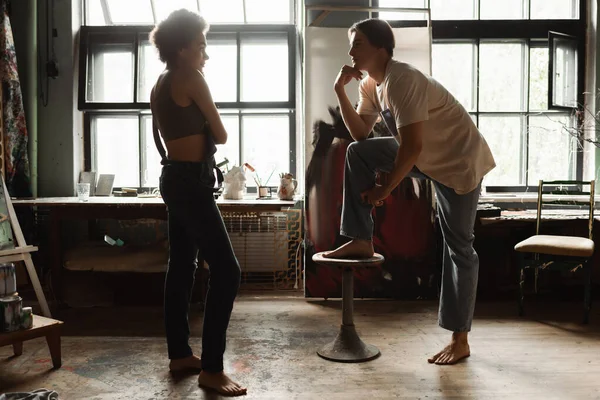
[{"x1": 159, "y1": 159, "x2": 241, "y2": 373}]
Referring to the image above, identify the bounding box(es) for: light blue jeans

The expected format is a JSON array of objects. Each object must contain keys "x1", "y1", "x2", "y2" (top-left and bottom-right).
[{"x1": 340, "y1": 137, "x2": 480, "y2": 332}]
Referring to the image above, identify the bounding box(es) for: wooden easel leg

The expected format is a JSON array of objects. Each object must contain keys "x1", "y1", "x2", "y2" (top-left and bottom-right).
[
  {"x1": 45, "y1": 329, "x2": 61, "y2": 369},
  {"x1": 23, "y1": 253, "x2": 51, "y2": 317},
  {"x1": 13, "y1": 341, "x2": 23, "y2": 356}
]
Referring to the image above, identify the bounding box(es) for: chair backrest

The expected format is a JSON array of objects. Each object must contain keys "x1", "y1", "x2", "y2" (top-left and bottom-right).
[{"x1": 536, "y1": 180, "x2": 595, "y2": 239}]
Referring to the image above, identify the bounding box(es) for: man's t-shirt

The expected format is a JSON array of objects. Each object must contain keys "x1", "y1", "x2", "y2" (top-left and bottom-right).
[{"x1": 357, "y1": 59, "x2": 496, "y2": 195}]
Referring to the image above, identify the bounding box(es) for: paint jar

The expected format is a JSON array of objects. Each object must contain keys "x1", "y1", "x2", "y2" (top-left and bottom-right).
[
  {"x1": 0, "y1": 295, "x2": 23, "y2": 332},
  {"x1": 0, "y1": 262, "x2": 16, "y2": 297},
  {"x1": 258, "y1": 186, "x2": 271, "y2": 199},
  {"x1": 21, "y1": 306, "x2": 33, "y2": 329}
]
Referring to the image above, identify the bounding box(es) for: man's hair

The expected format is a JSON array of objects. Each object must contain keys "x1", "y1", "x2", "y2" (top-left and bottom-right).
[
  {"x1": 349, "y1": 18, "x2": 395, "y2": 57},
  {"x1": 149, "y1": 9, "x2": 209, "y2": 66}
]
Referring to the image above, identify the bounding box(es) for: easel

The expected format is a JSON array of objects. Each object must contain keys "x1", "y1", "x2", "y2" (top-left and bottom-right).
[
  {"x1": 0, "y1": 67, "x2": 62, "y2": 369},
  {"x1": 0, "y1": 175, "x2": 51, "y2": 317},
  {"x1": 0, "y1": 83, "x2": 50, "y2": 317}
]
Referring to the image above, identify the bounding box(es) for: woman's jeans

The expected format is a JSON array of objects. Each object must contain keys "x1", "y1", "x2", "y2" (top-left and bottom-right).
[{"x1": 160, "y1": 159, "x2": 241, "y2": 372}]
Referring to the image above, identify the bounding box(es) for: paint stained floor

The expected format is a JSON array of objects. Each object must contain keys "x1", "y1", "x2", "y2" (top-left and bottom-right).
[{"x1": 2, "y1": 293, "x2": 600, "y2": 399}]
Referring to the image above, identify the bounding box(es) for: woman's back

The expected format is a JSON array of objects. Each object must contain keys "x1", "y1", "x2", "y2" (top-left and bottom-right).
[{"x1": 151, "y1": 69, "x2": 212, "y2": 162}]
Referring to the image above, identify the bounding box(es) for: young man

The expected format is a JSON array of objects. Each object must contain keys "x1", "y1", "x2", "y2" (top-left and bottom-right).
[{"x1": 325, "y1": 18, "x2": 495, "y2": 365}]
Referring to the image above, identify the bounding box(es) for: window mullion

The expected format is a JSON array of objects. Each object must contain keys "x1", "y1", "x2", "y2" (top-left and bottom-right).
[
  {"x1": 236, "y1": 32, "x2": 241, "y2": 104},
  {"x1": 149, "y1": 0, "x2": 158, "y2": 25},
  {"x1": 100, "y1": 0, "x2": 112, "y2": 25},
  {"x1": 139, "y1": 114, "x2": 145, "y2": 188}
]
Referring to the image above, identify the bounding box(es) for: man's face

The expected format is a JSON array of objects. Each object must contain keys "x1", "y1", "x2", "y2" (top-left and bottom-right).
[{"x1": 348, "y1": 30, "x2": 379, "y2": 71}]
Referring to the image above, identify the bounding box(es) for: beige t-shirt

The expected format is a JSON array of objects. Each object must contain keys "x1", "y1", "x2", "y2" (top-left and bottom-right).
[{"x1": 357, "y1": 59, "x2": 496, "y2": 195}]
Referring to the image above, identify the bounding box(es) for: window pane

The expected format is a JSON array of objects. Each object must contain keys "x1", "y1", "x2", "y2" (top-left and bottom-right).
[
  {"x1": 143, "y1": 116, "x2": 162, "y2": 188},
  {"x1": 105, "y1": 0, "x2": 154, "y2": 24},
  {"x1": 529, "y1": 47, "x2": 549, "y2": 111},
  {"x1": 242, "y1": 114, "x2": 290, "y2": 187},
  {"x1": 479, "y1": 42, "x2": 525, "y2": 112},
  {"x1": 551, "y1": 35, "x2": 578, "y2": 108},
  {"x1": 527, "y1": 114, "x2": 575, "y2": 185},
  {"x1": 479, "y1": 115, "x2": 523, "y2": 186},
  {"x1": 480, "y1": 0, "x2": 526, "y2": 19},
  {"x1": 204, "y1": 36, "x2": 238, "y2": 102},
  {"x1": 139, "y1": 41, "x2": 165, "y2": 103},
  {"x1": 154, "y1": 0, "x2": 199, "y2": 22},
  {"x1": 378, "y1": 0, "x2": 428, "y2": 21},
  {"x1": 216, "y1": 114, "x2": 241, "y2": 168},
  {"x1": 200, "y1": 0, "x2": 244, "y2": 23},
  {"x1": 94, "y1": 116, "x2": 140, "y2": 188},
  {"x1": 430, "y1": 0, "x2": 476, "y2": 20},
  {"x1": 245, "y1": 0, "x2": 292, "y2": 23},
  {"x1": 432, "y1": 42, "x2": 475, "y2": 111},
  {"x1": 241, "y1": 34, "x2": 288, "y2": 102},
  {"x1": 86, "y1": 0, "x2": 106, "y2": 25},
  {"x1": 531, "y1": 0, "x2": 578, "y2": 19},
  {"x1": 88, "y1": 41, "x2": 134, "y2": 102}
]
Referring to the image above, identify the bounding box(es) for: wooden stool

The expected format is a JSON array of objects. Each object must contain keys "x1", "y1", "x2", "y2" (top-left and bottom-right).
[
  {"x1": 0, "y1": 314, "x2": 63, "y2": 369},
  {"x1": 312, "y1": 252, "x2": 384, "y2": 363}
]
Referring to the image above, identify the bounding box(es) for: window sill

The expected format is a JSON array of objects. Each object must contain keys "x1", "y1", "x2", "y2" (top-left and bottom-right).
[{"x1": 480, "y1": 192, "x2": 599, "y2": 206}]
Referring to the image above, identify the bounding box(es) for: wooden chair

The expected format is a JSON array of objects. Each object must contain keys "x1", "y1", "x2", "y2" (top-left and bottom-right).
[{"x1": 514, "y1": 180, "x2": 595, "y2": 323}]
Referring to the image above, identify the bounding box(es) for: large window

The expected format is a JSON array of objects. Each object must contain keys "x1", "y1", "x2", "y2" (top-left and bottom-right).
[
  {"x1": 377, "y1": 0, "x2": 585, "y2": 191},
  {"x1": 80, "y1": 1, "x2": 296, "y2": 190}
]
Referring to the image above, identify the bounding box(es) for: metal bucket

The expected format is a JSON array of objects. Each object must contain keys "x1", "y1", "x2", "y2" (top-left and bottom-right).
[
  {"x1": 0, "y1": 295, "x2": 23, "y2": 332},
  {"x1": 0, "y1": 263, "x2": 16, "y2": 297}
]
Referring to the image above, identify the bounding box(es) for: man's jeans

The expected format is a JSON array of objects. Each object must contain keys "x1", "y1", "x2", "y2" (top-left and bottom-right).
[{"x1": 340, "y1": 138, "x2": 480, "y2": 332}]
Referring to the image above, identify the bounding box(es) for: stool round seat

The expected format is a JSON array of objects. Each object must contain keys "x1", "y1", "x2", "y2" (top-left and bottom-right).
[
  {"x1": 312, "y1": 252, "x2": 385, "y2": 268},
  {"x1": 312, "y1": 251, "x2": 384, "y2": 363}
]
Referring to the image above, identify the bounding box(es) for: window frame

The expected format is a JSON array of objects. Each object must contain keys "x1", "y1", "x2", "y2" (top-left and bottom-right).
[
  {"x1": 374, "y1": 0, "x2": 587, "y2": 192},
  {"x1": 78, "y1": 24, "x2": 297, "y2": 190}
]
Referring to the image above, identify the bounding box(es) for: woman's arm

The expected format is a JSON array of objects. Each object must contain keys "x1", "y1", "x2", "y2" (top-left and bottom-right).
[{"x1": 186, "y1": 69, "x2": 228, "y2": 145}]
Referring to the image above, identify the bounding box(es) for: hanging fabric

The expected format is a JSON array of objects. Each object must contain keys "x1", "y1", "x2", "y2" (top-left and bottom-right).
[{"x1": 0, "y1": 0, "x2": 32, "y2": 197}]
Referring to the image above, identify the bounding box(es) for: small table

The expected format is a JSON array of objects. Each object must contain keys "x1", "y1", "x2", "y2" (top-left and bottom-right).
[
  {"x1": 312, "y1": 252, "x2": 384, "y2": 363},
  {"x1": 0, "y1": 314, "x2": 63, "y2": 369}
]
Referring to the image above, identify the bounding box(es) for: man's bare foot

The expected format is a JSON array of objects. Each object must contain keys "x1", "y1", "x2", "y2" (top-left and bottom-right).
[
  {"x1": 428, "y1": 332, "x2": 470, "y2": 365},
  {"x1": 323, "y1": 239, "x2": 374, "y2": 259},
  {"x1": 169, "y1": 355, "x2": 203, "y2": 372},
  {"x1": 198, "y1": 371, "x2": 247, "y2": 396}
]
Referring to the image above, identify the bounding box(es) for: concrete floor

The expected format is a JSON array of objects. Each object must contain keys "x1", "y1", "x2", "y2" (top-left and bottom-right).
[{"x1": 1, "y1": 293, "x2": 600, "y2": 399}]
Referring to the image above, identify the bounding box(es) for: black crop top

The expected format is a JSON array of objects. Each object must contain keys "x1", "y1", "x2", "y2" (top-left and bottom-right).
[{"x1": 153, "y1": 72, "x2": 208, "y2": 142}]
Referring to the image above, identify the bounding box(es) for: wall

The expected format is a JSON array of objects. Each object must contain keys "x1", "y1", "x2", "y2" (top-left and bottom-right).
[
  {"x1": 11, "y1": 0, "x2": 82, "y2": 197},
  {"x1": 9, "y1": 1, "x2": 600, "y2": 196}
]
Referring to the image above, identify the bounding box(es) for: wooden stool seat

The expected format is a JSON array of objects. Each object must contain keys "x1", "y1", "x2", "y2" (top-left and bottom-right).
[
  {"x1": 0, "y1": 314, "x2": 63, "y2": 369},
  {"x1": 312, "y1": 251, "x2": 384, "y2": 363}
]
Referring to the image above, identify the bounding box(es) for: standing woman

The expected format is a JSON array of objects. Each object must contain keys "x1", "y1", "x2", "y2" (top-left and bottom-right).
[{"x1": 149, "y1": 9, "x2": 246, "y2": 396}]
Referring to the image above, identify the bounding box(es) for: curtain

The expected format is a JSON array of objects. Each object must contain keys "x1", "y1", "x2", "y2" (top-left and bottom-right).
[{"x1": 0, "y1": 0, "x2": 32, "y2": 197}]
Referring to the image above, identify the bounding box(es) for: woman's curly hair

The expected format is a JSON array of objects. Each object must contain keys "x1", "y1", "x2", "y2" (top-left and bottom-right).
[{"x1": 149, "y1": 9, "x2": 209, "y2": 67}]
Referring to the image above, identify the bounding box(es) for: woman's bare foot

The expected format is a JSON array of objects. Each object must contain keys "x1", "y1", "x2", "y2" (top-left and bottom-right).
[
  {"x1": 428, "y1": 332, "x2": 470, "y2": 365},
  {"x1": 169, "y1": 355, "x2": 203, "y2": 372},
  {"x1": 198, "y1": 371, "x2": 247, "y2": 396},
  {"x1": 323, "y1": 239, "x2": 374, "y2": 259}
]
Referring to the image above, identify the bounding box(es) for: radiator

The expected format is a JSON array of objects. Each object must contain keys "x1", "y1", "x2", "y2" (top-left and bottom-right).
[{"x1": 222, "y1": 211, "x2": 301, "y2": 288}]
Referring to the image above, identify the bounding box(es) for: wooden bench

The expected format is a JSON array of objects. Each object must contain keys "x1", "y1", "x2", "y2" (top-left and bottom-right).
[{"x1": 0, "y1": 314, "x2": 63, "y2": 368}]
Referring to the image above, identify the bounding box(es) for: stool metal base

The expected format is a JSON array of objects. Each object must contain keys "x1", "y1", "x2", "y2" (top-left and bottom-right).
[{"x1": 317, "y1": 324, "x2": 380, "y2": 363}]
